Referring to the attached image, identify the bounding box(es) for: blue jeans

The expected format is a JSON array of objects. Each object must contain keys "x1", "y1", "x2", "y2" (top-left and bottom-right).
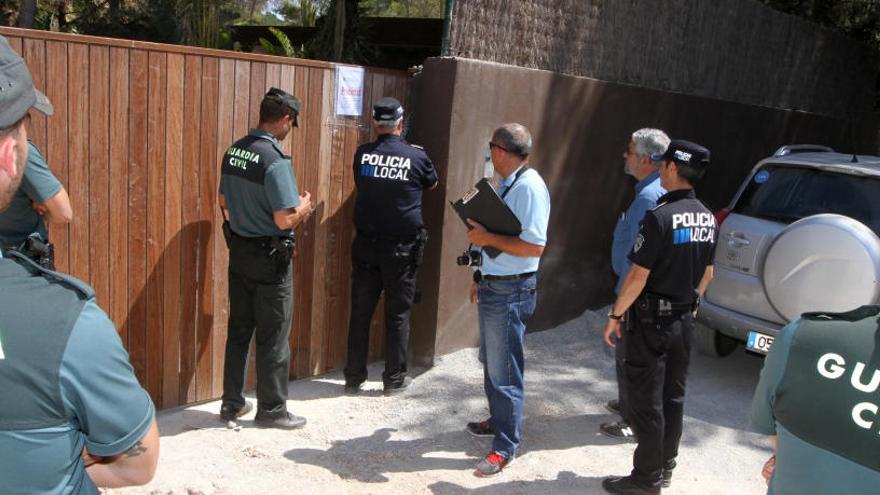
[{"x1": 477, "y1": 275, "x2": 537, "y2": 458}]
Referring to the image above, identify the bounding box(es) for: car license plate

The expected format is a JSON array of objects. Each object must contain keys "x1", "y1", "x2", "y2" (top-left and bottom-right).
[{"x1": 747, "y1": 331, "x2": 775, "y2": 354}]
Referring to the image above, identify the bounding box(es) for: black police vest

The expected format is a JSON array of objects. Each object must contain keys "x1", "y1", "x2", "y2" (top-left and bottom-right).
[
  {"x1": 774, "y1": 306, "x2": 880, "y2": 471},
  {"x1": 0, "y1": 252, "x2": 92, "y2": 430},
  {"x1": 221, "y1": 134, "x2": 286, "y2": 186}
]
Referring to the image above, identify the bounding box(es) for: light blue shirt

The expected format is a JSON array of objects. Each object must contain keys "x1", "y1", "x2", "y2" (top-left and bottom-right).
[
  {"x1": 751, "y1": 321, "x2": 880, "y2": 495},
  {"x1": 480, "y1": 167, "x2": 551, "y2": 276},
  {"x1": 611, "y1": 171, "x2": 665, "y2": 293}
]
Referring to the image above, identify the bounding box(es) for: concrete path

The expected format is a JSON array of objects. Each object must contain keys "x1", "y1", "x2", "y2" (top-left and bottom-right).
[{"x1": 108, "y1": 307, "x2": 771, "y2": 494}]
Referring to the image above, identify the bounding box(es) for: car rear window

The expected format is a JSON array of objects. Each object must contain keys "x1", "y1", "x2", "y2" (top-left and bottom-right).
[{"x1": 733, "y1": 164, "x2": 880, "y2": 235}]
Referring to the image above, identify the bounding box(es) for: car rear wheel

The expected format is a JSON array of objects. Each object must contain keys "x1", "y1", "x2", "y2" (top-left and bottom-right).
[{"x1": 693, "y1": 321, "x2": 739, "y2": 357}]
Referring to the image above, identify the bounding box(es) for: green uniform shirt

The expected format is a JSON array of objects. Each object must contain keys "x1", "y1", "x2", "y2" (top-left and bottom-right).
[
  {"x1": 0, "y1": 141, "x2": 62, "y2": 248},
  {"x1": 219, "y1": 129, "x2": 300, "y2": 238},
  {"x1": 751, "y1": 311, "x2": 880, "y2": 495},
  {"x1": 0, "y1": 252, "x2": 155, "y2": 494}
]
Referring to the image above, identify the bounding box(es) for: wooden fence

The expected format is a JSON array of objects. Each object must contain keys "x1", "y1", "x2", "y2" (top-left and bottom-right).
[{"x1": 1, "y1": 27, "x2": 409, "y2": 409}]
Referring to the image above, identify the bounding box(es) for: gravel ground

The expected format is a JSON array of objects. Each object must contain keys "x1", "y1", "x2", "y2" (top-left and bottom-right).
[{"x1": 107, "y1": 307, "x2": 772, "y2": 495}]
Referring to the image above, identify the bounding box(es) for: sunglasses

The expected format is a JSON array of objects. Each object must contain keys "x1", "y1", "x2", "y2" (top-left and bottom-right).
[{"x1": 488, "y1": 142, "x2": 510, "y2": 153}]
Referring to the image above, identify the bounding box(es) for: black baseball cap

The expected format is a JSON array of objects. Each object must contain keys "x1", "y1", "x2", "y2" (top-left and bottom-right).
[
  {"x1": 373, "y1": 96, "x2": 403, "y2": 122},
  {"x1": 0, "y1": 35, "x2": 53, "y2": 128},
  {"x1": 265, "y1": 87, "x2": 301, "y2": 127},
  {"x1": 652, "y1": 139, "x2": 710, "y2": 169}
]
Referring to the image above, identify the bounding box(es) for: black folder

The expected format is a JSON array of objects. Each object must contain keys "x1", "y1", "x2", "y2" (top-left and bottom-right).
[{"x1": 450, "y1": 178, "x2": 522, "y2": 259}]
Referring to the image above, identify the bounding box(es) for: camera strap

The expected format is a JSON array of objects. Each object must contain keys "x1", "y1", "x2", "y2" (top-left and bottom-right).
[{"x1": 500, "y1": 166, "x2": 529, "y2": 200}]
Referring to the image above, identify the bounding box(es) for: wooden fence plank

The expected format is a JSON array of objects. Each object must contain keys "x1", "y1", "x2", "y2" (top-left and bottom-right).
[
  {"x1": 127, "y1": 49, "x2": 149, "y2": 386},
  {"x1": 146, "y1": 50, "x2": 167, "y2": 404},
  {"x1": 161, "y1": 52, "x2": 184, "y2": 408},
  {"x1": 213, "y1": 57, "x2": 235, "y2": 398},
  {"x1": 67, "y1": 43, "x2": 90, "y2": 284},
  {"x1": 109, "y1": 47, "x2": 130, "y2": 345},
  {"x1": 22, "y1": 38, "x2": 47, "y2": 149},
  {"x1": 88, "y1": 45, "x2": 111, "y2": 311},
  {"x1": 248, "y1": 61, "x2": 266, "y2": 129},
  {"x1": 196, "y1": 56, "x2": 220, "y2": 402},
  {"x1": 45, "y1": 41, "x2": 69, "y2": 274},
  {"x1": 179, "y1": 54, "x2": 203, "y2": 405},
  {"x1": 308, "y1": 67, "x2": 332, "y2": 374}
]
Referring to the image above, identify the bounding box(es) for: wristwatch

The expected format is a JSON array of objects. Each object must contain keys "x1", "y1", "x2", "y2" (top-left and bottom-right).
[{"x1": 607, "y1": 311, "x2": 624, "y2": 321}]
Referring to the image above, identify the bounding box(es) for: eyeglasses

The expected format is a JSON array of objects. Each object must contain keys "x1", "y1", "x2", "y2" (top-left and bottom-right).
[{"x1": 489, "y1": 142, "x2": 510, "y2": 153}]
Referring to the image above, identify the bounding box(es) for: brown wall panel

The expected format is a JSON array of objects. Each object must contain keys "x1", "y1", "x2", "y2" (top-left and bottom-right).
[
  {"x1": 4, "y1": 27, "x2": 410, "y2": 408},
  {"x1": 411, "y1": 57, "x2": 880, "y2": 357}
]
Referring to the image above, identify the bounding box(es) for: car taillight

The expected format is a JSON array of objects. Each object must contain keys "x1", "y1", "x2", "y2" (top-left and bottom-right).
[{"x1": 715, "y1": 208, "x2": 732, "y2": 226}]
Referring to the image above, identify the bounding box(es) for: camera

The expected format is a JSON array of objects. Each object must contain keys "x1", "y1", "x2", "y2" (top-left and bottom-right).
[{"x1": 456, "y1": 249, "x2": 482, "y2": 267}]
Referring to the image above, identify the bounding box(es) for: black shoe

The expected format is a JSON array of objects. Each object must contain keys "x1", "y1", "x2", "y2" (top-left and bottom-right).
[
  {"x1": 662, "y1": 458, "x2": 676, "y2": 488},
  {"x1": 599, "y1": 420, "x2": 637, "y2": 442},
  {"x1": 343, "y1": 381, "x2": 362, "y2": 395},
  {"x1": 605, "y1": 399, "x2": 621, "y2": 415},
  {"x1": 254, "y1": 411, "x2": 307, "y2": 430},
  {"x1": 219, "y1": 400, "x2": 253, "y2": 422},
  {"x1": 602, "y1": 475, "x2": 661, "y2": 495},
  {"x1": 466, "y1": 419, "x2": 495, "y2": 437},
  {"x1": 383, "y1": 376, "x2": 412, "y2": 396}
]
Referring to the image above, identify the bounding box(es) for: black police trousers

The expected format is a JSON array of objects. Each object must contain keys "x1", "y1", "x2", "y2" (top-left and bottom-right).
[
  {"x1": 614, "y1": 329, "x2": 631, "y2": 423},
  {"x1": 222, "y1": 234, "x2": 293, "y2": 415},
  {"x1": 343, "y1": 233, "x2": 418, "y2": 387},
  {"x1": 625, "y1": 309, "x2": 694, "y2": 486}
]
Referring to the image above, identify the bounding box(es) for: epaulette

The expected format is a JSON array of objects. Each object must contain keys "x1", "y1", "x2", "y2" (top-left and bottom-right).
[
  {"x1": 650, "y1": 201, "x2": 669, "y2": 211},
  {"x1": 409, "y1": 143, "x2": 424, "y2": 150},
  {"x1": 5, "y1": 250, "x2": 95, "y2": 300}
]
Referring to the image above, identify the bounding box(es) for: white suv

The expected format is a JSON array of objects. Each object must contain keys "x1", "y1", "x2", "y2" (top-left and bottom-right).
[{"x1": 695, "y1": 145, "x2": 880, "y2": 356}]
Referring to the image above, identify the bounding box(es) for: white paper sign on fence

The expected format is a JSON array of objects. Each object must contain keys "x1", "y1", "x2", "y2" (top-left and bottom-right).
[{"x1": 335, "y1": 66, "x2": 365, "y2": 116}]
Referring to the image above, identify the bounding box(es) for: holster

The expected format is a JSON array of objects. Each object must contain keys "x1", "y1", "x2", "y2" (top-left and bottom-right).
[
  {"x1": 222, "y1": 220, "x2": 233, "y2": 249},
  {"x1": 270, "y1": 236, "x2": 295, "y2": 275},
  {"x1": 412, "y1": 227, "x2": 428, "y2": 267},
  {"x1": 16, "y1": 235, "x2": 56, "y2": 271}
]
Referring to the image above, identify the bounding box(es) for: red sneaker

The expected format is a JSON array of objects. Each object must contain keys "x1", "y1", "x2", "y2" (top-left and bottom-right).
[{"x1": 474, "y1": 451, "x2": 511, "y2": 477}]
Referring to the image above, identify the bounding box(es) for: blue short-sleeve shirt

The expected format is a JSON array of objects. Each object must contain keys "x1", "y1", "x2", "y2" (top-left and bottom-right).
[
  {"x1": 0, "y1": 297, "x2": 155, "y2": 495},
  {"x1": 0, "y1": 141, "x2": 62, "y2": 249},
  {"x1": 611, "y1": 171, "x2": 665, "y2": 294},
  {"x1": 480, "y1": 167, "x2": 551, "y2": 276}
]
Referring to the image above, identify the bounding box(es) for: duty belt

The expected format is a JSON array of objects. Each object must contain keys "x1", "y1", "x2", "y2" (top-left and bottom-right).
[{"x1": 639, "y1": 291, "x2": 697, "y2": 316}]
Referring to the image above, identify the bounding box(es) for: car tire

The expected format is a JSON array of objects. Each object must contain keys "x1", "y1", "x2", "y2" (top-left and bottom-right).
[{"x1": 693, "y1": 321, "x2": 739, "y2": 358}]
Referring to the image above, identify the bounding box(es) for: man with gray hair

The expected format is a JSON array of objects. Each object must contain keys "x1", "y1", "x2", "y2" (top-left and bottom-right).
[
  {"x1": 464, "y1": 123, "x2": 551, "y2": 476},
  {"x1": 601, "y1": 128, "x2": 669, "y2": 442},
  {"x1": 343, "y1": 96, "x2": 437, "y2": 395}
]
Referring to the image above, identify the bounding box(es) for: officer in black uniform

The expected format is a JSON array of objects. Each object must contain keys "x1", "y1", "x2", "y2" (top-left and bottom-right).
[
  {"x1": 219, "y1": 87, "x2": 313, "y2": 429},
  {"x1": 343, "y1": 96, "x2": 438, "y2": 395},
  {"x1": 601, "y1": 140, "x2": 716, "y2": 495}
]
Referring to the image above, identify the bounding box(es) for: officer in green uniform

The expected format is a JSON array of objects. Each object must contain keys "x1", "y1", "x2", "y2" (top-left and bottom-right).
[
  {"x1": 0, "y1": 140, "x2": 73, "y2": 269},
  {"x1": 751, "y1": 305, "x2": 880, "y2": 494},
  {"x1": 0, "y1": 34, "x2": 159, "y2": 494},
  {"x1": 219, "y1": 87, "x2": 313, "y2": 429}
]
